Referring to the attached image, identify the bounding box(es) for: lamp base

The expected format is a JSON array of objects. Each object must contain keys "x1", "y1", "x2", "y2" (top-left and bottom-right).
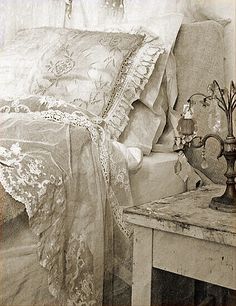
[{"x1": 210, "y1": 195, "x2": 236, "y2": 213}]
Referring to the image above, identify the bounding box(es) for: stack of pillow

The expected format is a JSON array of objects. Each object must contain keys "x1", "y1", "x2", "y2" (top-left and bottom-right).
[
  {"x1": 0, "y1": 1, "x2": 230, "y2": 158},
  {"x1": 0, "y1": 13, "x2": 183, "y2": 157}
]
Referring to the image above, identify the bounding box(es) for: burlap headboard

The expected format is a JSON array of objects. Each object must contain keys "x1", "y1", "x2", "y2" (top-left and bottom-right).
[{"x1": 174, "y1": 20, "x2": 226, "y2": 183}]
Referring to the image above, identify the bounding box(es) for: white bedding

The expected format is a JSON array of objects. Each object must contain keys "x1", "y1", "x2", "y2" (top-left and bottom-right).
[
  {"x1": 0, "y1": 148, "x2": 202, "y2": 305},
  {"x1": 130, "y1": 152, "x2": 186, "y2": 206},
  {"x1": 0, "y1": 152, "x2": 188, "y2": 306}
]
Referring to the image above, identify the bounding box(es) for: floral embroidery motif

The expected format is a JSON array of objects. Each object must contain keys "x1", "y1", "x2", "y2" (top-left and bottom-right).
[
  {"x1": 34, "y1": 45, "x2": 75, "y2": 95},
  {"x1": 9, "y1": 143, "x2": 21, "y2": 155},
  {"x1": 99, "y1": 34, "x2": 122, "y2": 48},
  {"x1": 66, "y1": 234, "x2": 97, "y2": 306},
  {"x1": 110, "y1": 155, "x2": 129, "y2": 191},
  {"x1": 46, "y1": 45, "x2": 75, "y2": 78},
  {"x1": 0, "y1": 142, "x2": 63, "y2": 217}
]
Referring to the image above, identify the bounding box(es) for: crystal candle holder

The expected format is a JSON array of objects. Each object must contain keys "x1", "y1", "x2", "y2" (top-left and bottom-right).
[{"x1": 175, "y1": 80, "x2": 236, "y2": 213}]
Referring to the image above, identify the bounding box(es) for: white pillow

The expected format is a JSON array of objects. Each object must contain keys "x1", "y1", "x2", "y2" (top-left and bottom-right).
[
  {"x1": 65, "y1": 12, "x2": 183, "y2": 110},
  {"x1": 68, "y1": 0, "x2": 230, "y2": 28},
  {"x1": 124, "y1": 0, "x2": 178, "y2": 22},
  {"x1": 119, "y1": 99, "x2": 166, "y2": 155},
  {"x1": 176, "y1": 0, "x2": 231, "y2": 26},
  {"x1": 138, "y1": 13, "x2": 183, "y2": 109},
  {"x1": 99, "y1": 13, "x2": 183, "y2": 110}
]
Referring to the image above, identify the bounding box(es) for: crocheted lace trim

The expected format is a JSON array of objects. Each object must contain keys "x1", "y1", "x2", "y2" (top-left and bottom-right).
[{"x1": 104, "y1": 28, "x2": 165, "y2": 139}]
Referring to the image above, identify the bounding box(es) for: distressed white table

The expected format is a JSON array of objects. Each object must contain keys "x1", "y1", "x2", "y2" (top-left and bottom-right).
[{"x1": 124, "y1": 185, "x2": 236, "y2": 306}]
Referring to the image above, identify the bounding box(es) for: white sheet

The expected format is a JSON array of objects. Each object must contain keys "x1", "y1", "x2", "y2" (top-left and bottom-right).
[{"x1": 130, "y1": 152, "x2": 186, "y2": 206}]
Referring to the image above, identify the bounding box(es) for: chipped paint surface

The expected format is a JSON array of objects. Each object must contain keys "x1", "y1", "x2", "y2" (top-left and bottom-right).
[{"x1": 124, "y1": 185, "x2": 236, "y2": 247}]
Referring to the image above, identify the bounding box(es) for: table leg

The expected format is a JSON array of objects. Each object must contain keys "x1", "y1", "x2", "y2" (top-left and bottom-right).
[{"x1": 132, "y1": 226, "x2": 152, "y2": 306}]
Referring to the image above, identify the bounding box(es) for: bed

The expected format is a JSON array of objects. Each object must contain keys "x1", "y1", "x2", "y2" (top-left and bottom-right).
[{"x1": 0, "y1": 7, "x2": 226, "y2": 306}]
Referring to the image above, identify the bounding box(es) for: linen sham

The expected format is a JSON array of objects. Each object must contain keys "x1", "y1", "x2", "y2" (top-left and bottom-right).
[
  {"x1": 119, "y1": 52, "x2": 178, "y2": 156},
  {"x1": 119, "y1": 86, "x2": 167, "y2": 155}
]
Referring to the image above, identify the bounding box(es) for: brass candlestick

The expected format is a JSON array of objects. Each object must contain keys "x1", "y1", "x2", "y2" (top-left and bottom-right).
[{"x1": 176, "y1": 80, "x2": 236, "y2": 213}]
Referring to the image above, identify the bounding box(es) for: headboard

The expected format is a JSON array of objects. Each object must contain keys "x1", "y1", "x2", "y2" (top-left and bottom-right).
[
  {"x1": 174, "y1": 20, "x2": 226, "y2": 183},
  {"x1": 175, "y1": 0, "x2": 236, "y2": 84}
]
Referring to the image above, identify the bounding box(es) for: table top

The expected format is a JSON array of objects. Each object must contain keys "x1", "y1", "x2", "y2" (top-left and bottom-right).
[{"x1": 124, "y1": 185, "x2": 236, "y2": 247}]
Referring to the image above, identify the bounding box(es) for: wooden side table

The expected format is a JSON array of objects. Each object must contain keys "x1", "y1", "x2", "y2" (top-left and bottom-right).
[{"x1": 124, "y1": 185, "x2": 236, "y2": 306}]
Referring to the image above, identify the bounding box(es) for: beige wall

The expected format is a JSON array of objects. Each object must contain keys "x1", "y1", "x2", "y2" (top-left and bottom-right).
[
  {"x1": 210, "y1": 0, "x2": 236, "y2": 84},
  {"x1": 200, "y1": 0, "x2": 236, "y2": 125},
  {"x1": 174, "y1": 0, "x2": 235, "y2": 84}
]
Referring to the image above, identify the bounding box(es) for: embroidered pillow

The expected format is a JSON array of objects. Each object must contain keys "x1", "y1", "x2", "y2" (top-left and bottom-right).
[{"x1": 27, "y1": 28, "x2": 164, "y2": 138}]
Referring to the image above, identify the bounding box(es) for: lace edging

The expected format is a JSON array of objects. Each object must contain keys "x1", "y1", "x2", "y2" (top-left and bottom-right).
[{"x1": 104, "y1": 30, "x2": 166, "y2": 139}]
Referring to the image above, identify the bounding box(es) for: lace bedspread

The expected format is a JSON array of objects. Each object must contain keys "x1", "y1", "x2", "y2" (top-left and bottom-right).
[{"x1": 0, "y1": 96, "x2": 133, "y2": 305}]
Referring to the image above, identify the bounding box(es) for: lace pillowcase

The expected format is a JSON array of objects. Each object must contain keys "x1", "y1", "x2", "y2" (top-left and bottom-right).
[{"x1": 24, "y1": 28, "x2": 165, "y2": 138}]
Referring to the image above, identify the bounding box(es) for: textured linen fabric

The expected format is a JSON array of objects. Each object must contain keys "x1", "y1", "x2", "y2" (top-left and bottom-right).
[
  {"x1": 120, "y1": 52, "x2": 178, "y2": 156},
  {"x1": 119, "y1": 98, "x2": 166, "y2": 155},
  {"x1": 153, "y1": 51, "x2": 179, "y2": 153},
  {"x1": 138, "y1": 13, "x2": 183, "y2": 110},
  {"x1": 174, "y1": 20, "x2": 226, "y2": 183}
]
